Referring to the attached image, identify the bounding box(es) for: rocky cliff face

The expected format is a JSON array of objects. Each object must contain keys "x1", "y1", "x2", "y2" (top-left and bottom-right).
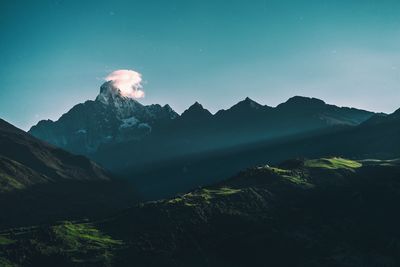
[
  {"x1": 29, "y1": 81, "x2": 178, "y2": 154},
  {"x1": 30, "y1": 87, "x2": 376, "y2": 175}
]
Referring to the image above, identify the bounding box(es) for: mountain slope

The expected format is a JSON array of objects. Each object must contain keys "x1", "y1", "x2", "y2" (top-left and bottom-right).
[
  {"x1": 111, "y1": 104, "x2": 398, "y2": 200},
  {"x1": 92, "y1": 96, "x2": 374, "y2": 171},
  {"x1": 3, "y1": 157, "x2": 400, "y2": 267},
  {"x1": 28, "y1": 88, "x2": 376, "y2": 200},
  {"x1": 0, "y1": 119, "x2": 110, "y2": 192},
  {"x1": 29, "y1": 81, "x2": 177, "y2": 154},
  {"x1": 29, "y1": 83, "x2": 374, "y2": 159},
  {"x1": 0, "y1": 118, "x2": 137, "y2": 229}
]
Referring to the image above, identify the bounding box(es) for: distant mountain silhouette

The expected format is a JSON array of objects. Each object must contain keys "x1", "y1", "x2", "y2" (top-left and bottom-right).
[
  {"x1": 180, "y1": 101, "x2": 213, "y2": 120},
  {"x1": 122, "y1": 105, "x2": 400, "y2": 199},
  {"x1": 28, "y1": 85, "x2": 380, "y2": 199},
  {"x1": 89, "y1": 96, "x2": 374, "y2": 177},
  {"x1": 0, "y1": 118, "x2": 137, "y2": 229},
  {"x1": 215, "y1": 97, "x2": 268, "y2": 117},
  {"x1": 30, "y1": 83, "x2": 374, "y2": 158}
]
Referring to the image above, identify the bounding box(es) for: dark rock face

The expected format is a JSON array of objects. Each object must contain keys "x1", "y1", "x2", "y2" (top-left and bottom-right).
[
  {"x1": 29, "y1": 82, "x2": 178, "y2": 154},
  {"x1": 30, "y1": 89, "x2": 374, "y2": 158},
  {"x1": 90, "y1": 96, "x2": 375, "y2": 190}
]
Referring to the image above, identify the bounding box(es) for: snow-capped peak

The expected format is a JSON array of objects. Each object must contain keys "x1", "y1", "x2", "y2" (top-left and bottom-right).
[
  {"x1": 95, "y1": 81, "x2": 147, "y2": 120},
  {"x1": 96, "y1": 81, "x2": 130, "y2": 104}
]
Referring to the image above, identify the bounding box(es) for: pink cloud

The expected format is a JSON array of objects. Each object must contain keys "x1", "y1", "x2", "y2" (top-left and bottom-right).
[{"x1": 105, "y1": 69, "x2": 145, "y2": 99}]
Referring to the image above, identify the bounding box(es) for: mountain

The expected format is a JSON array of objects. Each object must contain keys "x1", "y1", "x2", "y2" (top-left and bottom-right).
[
  {"x1": 209, "y1": 95, "x2": 374, "y2": 147},
  {"x1": 175, "y1": 95, "x2": 374, "y2": 145},
  {"x1": 214, "y1": 97, "x2": 271, "y2": 119},
  {"x1": 87, "y1": 96, "x2": 374, "y2": 198},
  {"x1": 29, "y1": 81, "x2": 178, "y2": 154},
  {"x1": 361, "y1": 107, "x2": 399, "y2": 126},
  {"x1": 0, "y1": 118, "x2": 137, "y2": 229},
  {"x1": 92, "y1": 95, "x2": 374, "y2": 169},
  {"x1": 29, "y1": 86, "x2": 376, "y2": 199},
  {"x1": 0, "y1": 118, "x2": 110, "y2": 192},
  {"x1": 130, "y1": 104, "x2": 400, "y2": 199},
  {"x1": 30, "y1": 86, "x2": 374, "y2": 158},
  {"x1": 275, "y1": 96, "x2": 374, "y2": 126},
  {"x1": 180, "y1": 101, "x2": 213, "y2": 121},
  {"x1": 3, "y1": 157, "x2": 400, "y2": 267}
]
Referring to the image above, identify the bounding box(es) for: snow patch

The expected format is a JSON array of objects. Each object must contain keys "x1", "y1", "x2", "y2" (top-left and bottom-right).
[
  {"x1": 138, "y1": 123, "x2": 151, "y2": 131},
  {"x1": 76, "y1": 129, "x2": 87, "y2": 134},
  {"x1": 120, "y1": 117, "x2": 139, "y2": 129}
]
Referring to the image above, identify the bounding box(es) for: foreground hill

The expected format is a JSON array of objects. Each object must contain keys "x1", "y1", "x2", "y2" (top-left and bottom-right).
[
  {"x1": 0, "y1": 119, "x2": 137, "y2": 229},
  {"x1": 2, "y1": 157, "x2": 400, "y2": 266},
  {"x1": 0, "y1": 119, "x2": 111, "y2": 192}
]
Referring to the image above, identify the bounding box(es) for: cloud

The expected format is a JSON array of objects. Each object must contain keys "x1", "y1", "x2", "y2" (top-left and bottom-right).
[{"x1": 105, "y1": 69, "x2": 145, "y2": 99}]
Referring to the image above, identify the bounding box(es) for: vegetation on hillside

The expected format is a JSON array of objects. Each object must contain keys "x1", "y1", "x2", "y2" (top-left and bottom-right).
[
  {"x1": 0, "y1": 222, "x2": 122, "y2": 267},
  {"x1": 2, "y1": 157, "x2": 400, "y2": 266},
  {"x1": 304, "y1": 157, "x2": 362, "y2": 169}
]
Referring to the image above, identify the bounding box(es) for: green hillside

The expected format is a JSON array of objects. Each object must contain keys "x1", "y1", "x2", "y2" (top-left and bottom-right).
[
  {"x1": 2, "y1": 157, "x2": 400, "y2": 266},
  {"x1": 0, "y1": 222, "x2": 122, "y2": 267}
]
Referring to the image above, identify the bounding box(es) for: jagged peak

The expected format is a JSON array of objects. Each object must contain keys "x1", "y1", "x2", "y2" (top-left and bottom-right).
[
  {"x1": 181, "y1": 102, "x2": 212, "y2": 118},
  {"x1": 214, "y1": 97, "x2": 268, "y2": 117},
  {"x1": 96, "y1": 81, "x2": 118, "y2": 103},
  {"x1": 234, "y1": 97, "x2": 263, "y2": 109},
  {"x1": 29, "y1": 119, "x2": 54, "y2": 132},
  {"x1": 162, "y1": 104, "x2": 177, "y2": 115},
  {"x1": 163, "y1": 104, "x2": 173, "y2": 110},
  {"x1": 192, "y1": 101, "x2": 202, "y2": 107},
  {"x1": 96, "y1": 81, "x2": 141, "y2": 106},
  {"x1": 187, "y1": 102, "x2": 206, "y2": 111}
]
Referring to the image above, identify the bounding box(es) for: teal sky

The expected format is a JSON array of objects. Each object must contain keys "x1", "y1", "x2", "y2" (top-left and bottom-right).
[{"x1": 1, "y1": 0, "x2": 400, "y2": 130}]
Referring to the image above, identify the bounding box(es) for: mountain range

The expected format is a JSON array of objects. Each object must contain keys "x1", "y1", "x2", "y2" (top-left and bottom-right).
[
  {"x1": 121, "y1": 104, "x2": 400, "y2": 199},
  {"x1": 28, "y1": 82, "x2": 400, "y2": 200},
  {"x1": 29, "y1": 82, "x2": 374, "y2": 159}
]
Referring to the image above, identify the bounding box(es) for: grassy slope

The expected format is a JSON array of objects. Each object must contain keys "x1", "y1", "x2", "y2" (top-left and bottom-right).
[
  {"x1": 304, "y1": 157, "x2": 362, "y2": 169},
  {"x1": 0, "y1": 156, "x2": 49, "y2": 193},
  {"x1": 0, "y1": 222, "x2": 123, "y2": 267},
  {"x1": 117, "y1": 109, "x2": 399, "y2": 200},
  {"x1": 2, "y1": 157, "x2": 400, "y2": 266}
]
